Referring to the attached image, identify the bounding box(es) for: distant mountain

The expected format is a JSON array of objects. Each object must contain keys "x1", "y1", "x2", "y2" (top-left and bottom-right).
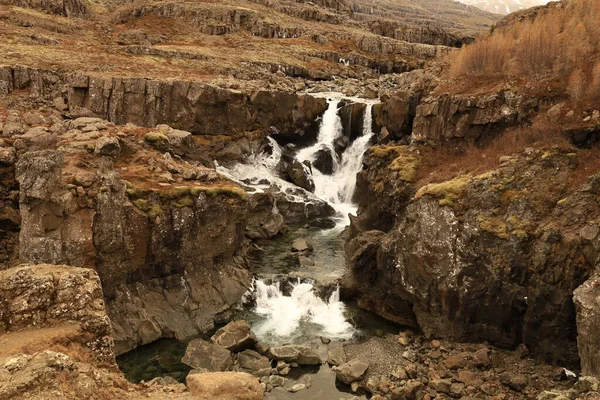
[{"x1": 457, "y1": 0, "x2": 549, "y2": 15}]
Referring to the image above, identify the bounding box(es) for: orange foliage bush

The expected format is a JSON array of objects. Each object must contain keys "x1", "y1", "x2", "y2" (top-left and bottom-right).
[{"x1": 451, "y1": 0, "x2": 600, "y2": 102}]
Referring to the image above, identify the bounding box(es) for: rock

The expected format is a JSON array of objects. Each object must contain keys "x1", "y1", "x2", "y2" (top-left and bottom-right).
[
  {"x1": 573, "y1": 274, "x2": 600, "y2": 378},
  {"x1": 363, "y1": 85, "x2": 379, "y2": 99},
  {"x1": 573, "y1": 376, "x2": 599, "y2": 393},
  {"x1": 287, "y1": 383, "x2": 307, "y2": 392},
  {"x1": 498, "y1": 155, "x2": 511, "y2": 164},
  {"x1": 285, "y1": 159, "x2": 315, "y2": 192},
  {"x1": 313, "y1": 148, "x2": 335, "y2": 174},
  {"x1": 267, "y1": 375, "x2": 285, "y2": 387},
  {"x1": 165, "y1": 128, "x2": 194, "y2": 155},
  {"x1": 391, "y1": 380, "x2": 422, "y2": 400},
  {"x1": 291, "y1": 238, "x2": 313, "y2": 253},
  {"x1": 186, "y1": 372, "x2": 262, "y2": 400},
  {"x1": 2, "y1": 122, "x2": 24, "y2": 136},
  {"x1": 94, "y1": 136, "x2": 121, "y2": 157},
  {"x1": 182, "y1": 339, "x2": 233, "y2": 372},
  {"x1": 0, "y1": 265, "x2": 114, "y2": 363},
  {"x1": 320, "y1": 336, "x2": 331, "y2": 344},
  {"x1": 333, "y1": 359, "x2": 369, "y2": 384},
  {"x1": 456, "y1": 370, "x2": 481, "y2": 386},
  {"x1": 515, "y1": 343, "x2": 529, "y2": 359},
  {"x1": 444, "y1": 353, "x2": 469, "y2": 370},
  {"x1": 298, "y1": 255, "x2": 315, "y2": 267},
  {"x1": 268, "y1": 345, "x2": 320, "y2": 365},
  {"x1": 472, "y1": 348, "x2": 491, "y2": 369},
  {"x1": 428, "y1": 379, "x2": 451, "y2": 393},
  {"x1": 499, "y1": 372, "x2": 528, "y2": 392},
  {"x1": 237, "y1": 349, "x2": 271, "y2": 372},
  {"x1": 449, "y1": 382, "x2": 465, "y2": 398},
  {"x1": 328, "y1": 344, "x2": 346, "y2": 366},
  {"x1": 211, "y1": 320, "x2": 257, "y2": 353},
  {"x1": 0, "y1": 147, "x2": 17, "y2": 166}
]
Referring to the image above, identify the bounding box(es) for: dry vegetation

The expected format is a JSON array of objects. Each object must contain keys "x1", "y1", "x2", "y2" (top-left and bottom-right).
[
  {"x1": 450, "y1": 0, "x2": 600, "y2": 104},
  {"x1": 414, "y1": 119, "x2": 600, "y2": 190}
]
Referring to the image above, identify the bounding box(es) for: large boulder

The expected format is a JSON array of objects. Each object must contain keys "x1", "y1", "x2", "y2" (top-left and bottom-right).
[
  {"x1": 186, "y1": 372, "x2": 263, "y2": 400},
  {"x1": 573, "y1": 273, "x2": 600, "y2": 378},
  {"x1": 333, "y1": 359, "x2": 369, "y2": 384},
  {"x1": 182, "y1": 339, "x2": 233, "y2": 372},
  {"x1": 284, "y1": 159, "x2": 315, "y2": 192},
  {"x1": 211, "y1": 320, "x2": 257, "y2": 353}
]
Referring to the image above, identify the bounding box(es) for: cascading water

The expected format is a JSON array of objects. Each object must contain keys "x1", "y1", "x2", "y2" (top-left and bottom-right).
[
  {"x1": 296, "y1": 99, "x2": 376, "y2": 224},
  {"x1": 247, "y1": 279, "x2": 354, "y2": 344},
  {"x1": 224, "y1": 94, "x2": 379, "y2": 344}
]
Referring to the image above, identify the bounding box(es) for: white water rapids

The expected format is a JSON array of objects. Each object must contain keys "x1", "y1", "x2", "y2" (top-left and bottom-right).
[{"x1": 224, "y1": 95, "x2": 378, "y2": 343}]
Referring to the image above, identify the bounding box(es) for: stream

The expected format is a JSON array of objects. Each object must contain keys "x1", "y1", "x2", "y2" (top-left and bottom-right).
[{"x1": 118, "y1": 94, "x2": 398, "y2": 396}]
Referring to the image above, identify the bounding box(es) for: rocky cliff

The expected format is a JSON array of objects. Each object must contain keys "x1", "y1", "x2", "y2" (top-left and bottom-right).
[
  {"x1": 345, "y1": 146, "x2": 598, "y2": 367},
  {"x1": 8, "y1": 114, "x2": 253, "y2": 355}
]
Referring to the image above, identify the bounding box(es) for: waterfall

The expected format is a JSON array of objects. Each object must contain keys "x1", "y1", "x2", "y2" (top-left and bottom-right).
[
  {"x1": 297, "y1": 99, "x2": 376, "y2": 221},
  {"x1": 250, "y1": 279, "x2": 354, "y2": 343}
]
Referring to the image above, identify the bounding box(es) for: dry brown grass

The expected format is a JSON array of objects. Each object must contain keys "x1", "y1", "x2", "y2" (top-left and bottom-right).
[
  {"x1": 450, "y1": 0, "x2": 600, "y2": 104},
  {"x1": 414, "y1": 119, "x2": 575, "y2": 188}
]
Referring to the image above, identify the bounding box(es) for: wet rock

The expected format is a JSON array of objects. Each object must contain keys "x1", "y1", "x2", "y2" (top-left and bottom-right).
[
  {"x1": 333, "y1": 359, "x2": 369, "y2": 384},
  {"x1": 238, "y1": 349, "x2": 271, "y2": 373},
  {"x1": 291, "y1": 238, "x2": 313, "y2": 253},
  {"x1": 328, "y1": 344, "x2": 346, "y2": 366},
  {"x1": 573, "y1": 274, "x2": 600, "y2": 378},
  {"x1": 313, "y1": 148, "x2": 335, "y2": 174},
  {"x1": 182, "y1": 339, "x2": 233, "y2": 372},
  {"x1": 320, "y1": 337, "x2": 331, "y2": 344},
  {"x1": 284, "y1": 159, "x2": 315, "y2": 192},
  {"x1": 298, "y1": 255, "x2": 315, "y2": 267},
  {"x1": 268, "y1": 345, "x2": 320, "y2": 365},
  {"x1": 499, "y1": 372, "x2": 528, "y2": 392},
  {"x1": 94, "y1": 136, "x2": 121, "y2": 157},
  {"x1": 287, "y1": 383, "x2": 307, "y2": 392},
  {"x1": 211, "y1": 320, "x2": 257, "y2": 353},
  {"x1": 186, "y1": 371, "x2": 262, "y2": 400}
]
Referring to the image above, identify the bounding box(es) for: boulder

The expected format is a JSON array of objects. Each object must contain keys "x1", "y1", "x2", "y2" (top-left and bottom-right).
[
  {"x1": 499, "y1": 372, "x2": 528, "y2": 392},
  {"x1": 313, "y1": 148, "x2": 335, "y2": 174},
  {"x1": 237, "y1": 349, "x2": 271, "y2": 372},
  {"x1": 182, "y1": 339, "x2": 233, "y2": 372},
  {"x1": 285, "y1": 159, "x2": 315, "y2": 192},
  {"x1": 94, "y1": 136, "x2": 121, "y2": 157},
  {"x1": 211, "y1": 320, "x2": 257, "y2": 353},
  {"x1": 327, "y1": 344, "x2": 346, "y2": 366},
  {"x1": 186, "y1": 372, "x2": 262, "y2": 400},
  {"x1": 333, "y1": 359, "x2": 369, "y2": 384},
  {"x1": 268, "y1": 345, "x2": 320, "y2": 365},
  {"x1": 573, "y1": 274, "x2": 600, "y2": 378},
  {"x1": 291, "y1": 238, "x2": 312, "y2": 253}
]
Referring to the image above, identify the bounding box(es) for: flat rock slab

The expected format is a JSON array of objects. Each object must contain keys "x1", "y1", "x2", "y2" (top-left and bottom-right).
[{"x1": 182, "y1": 339, "x2": 233, "y2": 372}]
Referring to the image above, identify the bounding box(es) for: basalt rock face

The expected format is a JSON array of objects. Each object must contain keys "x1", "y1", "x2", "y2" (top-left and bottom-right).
[
  {"x1": 0, "y1": 65, "x2": 328, "y2": 141},
  {"x1": 345, "y1": 148, "x2": 598, "y2": 366},
  {"x1": 411, "y1": 91, "x2": 534, "y2": 146},
  {"x1": 13, "y1": 119, "x2": 252, "y2": 356}
]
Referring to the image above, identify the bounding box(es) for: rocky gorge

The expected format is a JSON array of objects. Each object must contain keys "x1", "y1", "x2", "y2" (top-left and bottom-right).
[{"x1": 1, "y1": 0, "x2": 600, "y2": 399}]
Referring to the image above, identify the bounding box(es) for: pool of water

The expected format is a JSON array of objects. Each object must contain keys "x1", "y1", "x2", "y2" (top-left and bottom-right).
[{"x1": 117, "y1": 338, "x2": 190, "y2": 383}]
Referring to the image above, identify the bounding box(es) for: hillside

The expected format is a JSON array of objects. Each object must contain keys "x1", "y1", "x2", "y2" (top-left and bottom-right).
[{"x1": 458, "y1": 0, "x2": 548, "y2": 15}]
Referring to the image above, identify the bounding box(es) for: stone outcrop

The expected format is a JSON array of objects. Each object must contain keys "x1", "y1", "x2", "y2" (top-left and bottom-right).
[
  {"x1": 12, "y1": 118, "x2": 253, "y2": 355},
  {"x1": 345, "y1": 148, "x2": 599, "y2": 366},
  {"x1": 411, "y1": 91, "x2": 534, "y2": 146},
  {"x1": 0, "y1": 65, "x2": 328, "y2": 140},
  {"x1": 573, "y1": 274, "x2": 600, "y2": 378},
  {"x1": 0, "y1": 264, "x2": 114, "y2": 363}
]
